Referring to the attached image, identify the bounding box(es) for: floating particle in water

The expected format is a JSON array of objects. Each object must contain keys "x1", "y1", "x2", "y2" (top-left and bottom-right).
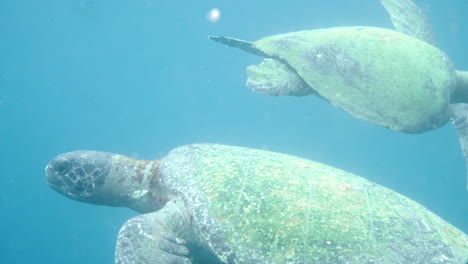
[{"x1": 207, "y1": 8, "x2": 221, "y2": 23}]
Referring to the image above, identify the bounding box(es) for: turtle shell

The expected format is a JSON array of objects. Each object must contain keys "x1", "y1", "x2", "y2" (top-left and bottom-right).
[
  {"x1": 162, "y1": 144, "x2": 468, "y2": 263},
  {"x1": 252, "y1": 27, "x2": 457, "y2": 133}
]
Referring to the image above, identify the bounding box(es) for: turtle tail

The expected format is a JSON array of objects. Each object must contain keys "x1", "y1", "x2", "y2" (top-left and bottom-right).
[{"x1": 449, "y1": 103, "x2": 468, "y2": 190}]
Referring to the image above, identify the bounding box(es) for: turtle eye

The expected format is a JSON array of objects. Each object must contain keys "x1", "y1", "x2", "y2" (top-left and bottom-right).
[{"x1": 54, "y1": 160, "x2": 72, "y2": 175}]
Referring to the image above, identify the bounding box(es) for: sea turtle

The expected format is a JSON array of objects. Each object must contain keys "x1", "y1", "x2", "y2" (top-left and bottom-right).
[
  {"x1": 209, "y1": 0, "x2": 468, "y2": 188},
  {"x1": 46, "y1": 144, "x2": 468, "y2": 263}
]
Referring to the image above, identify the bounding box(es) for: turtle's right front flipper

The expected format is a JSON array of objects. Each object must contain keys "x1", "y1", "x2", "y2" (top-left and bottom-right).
[
  {"x1": 209, "y1": 36, "x2": 269, "y2": 57},
  {"x1": 115, "y1": 198, "x2": 193, "y2": 264},
  {"x1": 450, "y1": 103, "x2": 468, "y2": 190}
]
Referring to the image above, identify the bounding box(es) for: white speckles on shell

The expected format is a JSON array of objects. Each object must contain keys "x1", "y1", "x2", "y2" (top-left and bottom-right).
[{"x1": 160, "y1": 147, "x2": 240, "y2": 263}]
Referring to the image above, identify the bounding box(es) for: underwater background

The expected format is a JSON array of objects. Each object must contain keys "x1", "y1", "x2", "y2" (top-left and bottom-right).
[{"x1": 1, "y1": 0, "x2": 467, "y2": 263}]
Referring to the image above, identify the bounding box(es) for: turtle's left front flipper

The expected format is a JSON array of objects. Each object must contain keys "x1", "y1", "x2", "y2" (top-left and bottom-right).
[
  {"x1": 450, "y1": 103, "x2": 468, "y2": 190},
  {"x1": 115, "y1": 197, "x2": 193, "y2": 264}
]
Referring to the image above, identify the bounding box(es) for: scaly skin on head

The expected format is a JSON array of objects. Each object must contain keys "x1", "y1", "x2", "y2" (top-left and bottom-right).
[{"x1": 45, "y1": 151, "x2": 171, "y2": 213}]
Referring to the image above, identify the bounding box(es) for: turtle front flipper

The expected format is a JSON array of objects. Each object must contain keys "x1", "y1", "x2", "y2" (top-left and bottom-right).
[
  {"x1": 210, "y1": 36, "x2": 315, "y2": 97},
  {"x1": 247, "y1": 58, "x2": 315, "y2": 96},
  {"x1": 115, "y1": 197, "x2": 193, "y2": 264},
  {"x1": 380, "y1": 0, "x2": 435, "y2": 45},
  {"x1": 450, "y1": 103, "x2": 468, "y2": 190},
  {"x1": 209, "y1": 36, "x2": 269, "y2": 57}
]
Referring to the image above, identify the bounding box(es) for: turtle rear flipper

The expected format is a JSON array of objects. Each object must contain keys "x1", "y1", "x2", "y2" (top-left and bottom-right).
[
  {"x1": 115, "y1": 198, "x2": 193, "y2": 264},
  {"x1": 451, "y1": 70, "x2": 468, "y2": 103},
  {"x1": 450, "y1": 103, "x2": 468, "y2": 190},
  {"x1": 380, "y1": 0, "x2": 435, "y2": 45}
]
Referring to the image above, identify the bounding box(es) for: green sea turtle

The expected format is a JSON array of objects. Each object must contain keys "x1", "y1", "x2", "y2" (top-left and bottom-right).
[
  {"x1": 46, "y1": 144, "x2": 468, "y2": 263},
  {"x1": 209, "y1": 0, "x2": 468, "y2": 188}
]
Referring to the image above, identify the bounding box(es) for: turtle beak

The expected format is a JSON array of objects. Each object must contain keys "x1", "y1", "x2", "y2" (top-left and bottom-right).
[
  {"x1": 45, "y1": 163, "x2": 63, "y2": 190},
  {"x1": 45, "y1": 160, "x2": 78, "y2": 198},
  {"x1": 45, "y1": 151, "x2": 115, "y2": 202},
  {"x1": 44, "y1": 153, "x2": 87, "y2": 200}
]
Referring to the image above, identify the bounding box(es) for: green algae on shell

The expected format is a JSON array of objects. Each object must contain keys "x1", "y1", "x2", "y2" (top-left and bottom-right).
[{"x1": 162, "y1": 144, "x2": 468, "y2": 263}]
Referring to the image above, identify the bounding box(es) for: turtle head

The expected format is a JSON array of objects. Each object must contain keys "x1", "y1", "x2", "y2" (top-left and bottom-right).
[
  {"x1": 45, "y1": 151, "x2": 116, "y2": 203},
  {"x1": 45, "y1": 151, "x2": 166, "y2": 213}
]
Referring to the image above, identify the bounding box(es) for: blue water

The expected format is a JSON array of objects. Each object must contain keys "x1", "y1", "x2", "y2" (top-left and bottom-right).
[{"x1": 1, "y1": 0, "x2": 467, "y2": 263}]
